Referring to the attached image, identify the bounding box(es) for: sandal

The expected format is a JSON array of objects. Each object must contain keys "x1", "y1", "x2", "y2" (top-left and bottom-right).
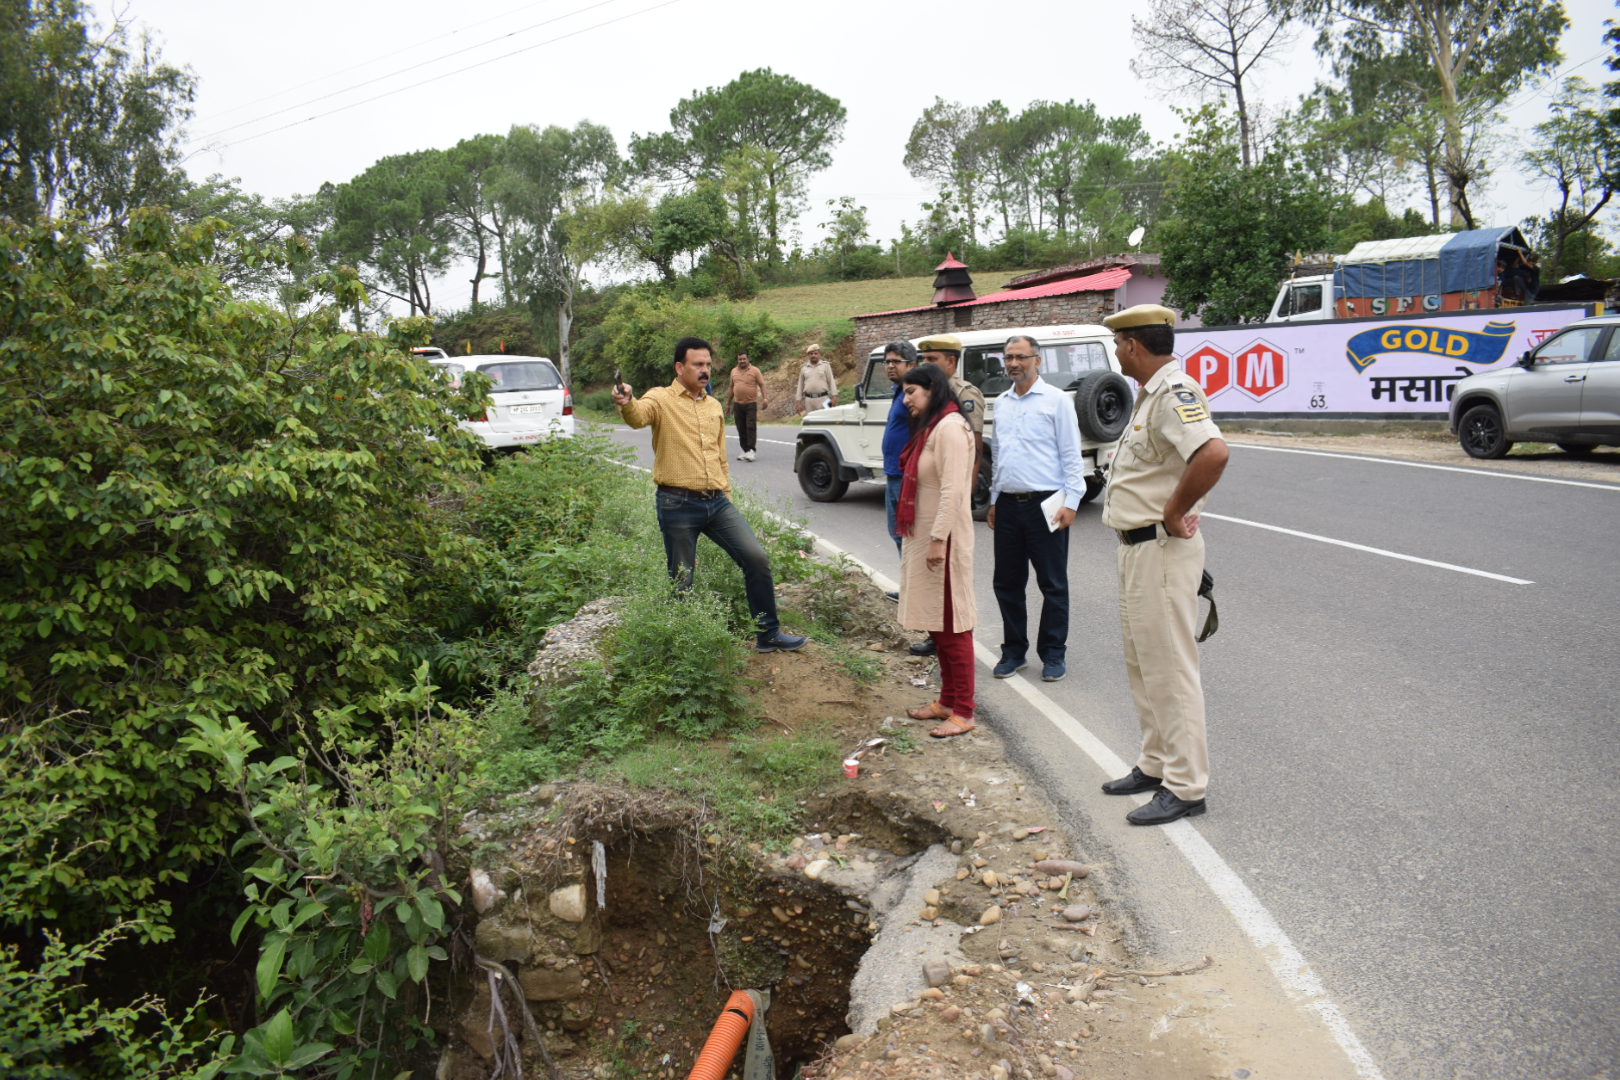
[
  {"x1": 929, "y1": 716, "x2": 977, "y2": 738},
  {"x1": 906, "y1": 701, "x2": 951, "y2": 721}
]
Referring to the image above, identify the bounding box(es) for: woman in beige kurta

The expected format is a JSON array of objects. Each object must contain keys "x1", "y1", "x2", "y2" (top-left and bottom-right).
[{"x1": 894, "y1": 363, "x2": 977, "y2": 737}]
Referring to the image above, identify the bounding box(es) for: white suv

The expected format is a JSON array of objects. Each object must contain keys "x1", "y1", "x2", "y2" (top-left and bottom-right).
[
  {"x1": 794, "y1": 324, "x2": 1131, "y2": 517},
  {"x1": 429, "y1": 355, "x2": 575, "y2": 449}
]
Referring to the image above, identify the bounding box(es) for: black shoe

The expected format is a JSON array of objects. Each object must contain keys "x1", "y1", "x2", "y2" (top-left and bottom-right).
[
  {"x1": 1101, "y1": 766, "x2": 1163, "y2": 796},
  {"x1": 908, "y1": 638, "x2": 937, "y2": 657},
  {"x1": 757, "y1": 631, "x2": 807, "y2": 654},
  {"x1": 1126, "y1": 787, "x2": 1206, "y2": 826}
]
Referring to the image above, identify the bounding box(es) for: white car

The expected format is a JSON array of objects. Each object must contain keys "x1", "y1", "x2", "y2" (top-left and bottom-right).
[{"x1": 430, "y1": 355, "x2": 575, "y2": 449}]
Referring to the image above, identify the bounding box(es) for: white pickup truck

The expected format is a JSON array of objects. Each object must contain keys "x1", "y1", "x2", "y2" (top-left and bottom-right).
[{"x1": 793, "y1": 324, "x2": 1132, "y2": 519}]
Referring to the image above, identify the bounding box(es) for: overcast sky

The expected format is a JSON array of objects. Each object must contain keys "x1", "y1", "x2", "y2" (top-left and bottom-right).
[{"x1": 107, "y1": 0, "x2": 1615, "y2": 281}]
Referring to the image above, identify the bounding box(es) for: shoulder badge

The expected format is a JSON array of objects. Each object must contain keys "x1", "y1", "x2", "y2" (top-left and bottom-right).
[
  {"x1": 1174, "y1": 401, "x2": 1210, "y2": 424},
  {"x1": 1174, "y1": 389, "x2": 1199, "y2": 404},
  {"x1": 961, "y1": 399, "x2": 976, "y2": 413}
]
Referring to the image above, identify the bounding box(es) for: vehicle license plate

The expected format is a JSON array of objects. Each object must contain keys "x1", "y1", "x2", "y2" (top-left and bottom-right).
[{"x1": 508, "y1": 404, "x2": 547, "y2": 414}]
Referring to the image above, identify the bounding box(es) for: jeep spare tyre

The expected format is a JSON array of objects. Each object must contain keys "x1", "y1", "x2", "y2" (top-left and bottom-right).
[{"x1": 1073, "y1": 371, "x2": 1131, "y2": 442}]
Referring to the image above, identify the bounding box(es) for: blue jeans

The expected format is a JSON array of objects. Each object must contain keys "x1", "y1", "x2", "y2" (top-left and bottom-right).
[
  {"x1": 655, "y1": 490, "x2": 779, "y2": 636},
  {"x1": 885, "y1": 474, "x2": 903, "y2": 555},
  {"x1": 992, "y1": 495, "x2": 1071, "y2": 664}
]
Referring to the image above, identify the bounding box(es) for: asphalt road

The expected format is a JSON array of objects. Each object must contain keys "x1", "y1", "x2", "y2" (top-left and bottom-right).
[{"x1": 600, "y1": 418, "x2": 1620, "y2": 1080}]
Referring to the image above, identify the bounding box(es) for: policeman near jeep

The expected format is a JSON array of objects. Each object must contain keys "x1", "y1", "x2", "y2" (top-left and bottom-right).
[
  {"x1": 908, "y1": 334, "x2": 986, "y2": 658},
  {"x1": 1098, "y1": 305, "x2": 1228, "y2": 826}
]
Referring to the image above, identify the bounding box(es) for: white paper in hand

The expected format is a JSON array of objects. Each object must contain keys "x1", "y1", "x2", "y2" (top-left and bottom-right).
[{"x1": 1040, "y1": 490, "x2": 1065, "y2": 532}]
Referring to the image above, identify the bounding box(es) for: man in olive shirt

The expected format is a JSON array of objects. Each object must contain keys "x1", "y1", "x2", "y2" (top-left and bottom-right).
[
  {"x1": 1098, "y1": 305, "x2": 1228, "y2": 826},
  {"x1": 613, "y1": 337, "x2": 806, "y2": 653},
  {"x1": 725, "y1": 351, "x2": 769, "y2": 462}
]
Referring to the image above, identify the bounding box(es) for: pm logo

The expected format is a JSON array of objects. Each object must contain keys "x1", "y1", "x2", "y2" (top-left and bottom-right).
[{"x1": 1234, "y1": 339, "x2": 1288, "y2": 401}]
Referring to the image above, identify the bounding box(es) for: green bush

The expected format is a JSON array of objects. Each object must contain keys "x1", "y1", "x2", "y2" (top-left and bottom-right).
[
  {"x1": 182, "y1": 670, "x2": 480, "y2": 1079},
  {"x1": 711, "y1": 304, "x2": 785, "y2": 366},
  {"x1": 0, "y1": 213, "x2": 488, "y2": 941}
]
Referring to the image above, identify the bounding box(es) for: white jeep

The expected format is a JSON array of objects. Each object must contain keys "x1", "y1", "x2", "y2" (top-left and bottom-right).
[{"x1": 793, "y1": 324, "x2": 1131, "y2": 518}]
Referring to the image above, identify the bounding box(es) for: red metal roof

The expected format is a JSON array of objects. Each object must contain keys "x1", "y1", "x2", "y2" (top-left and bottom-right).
[
  {"x1": 935, "y1": 251, "x2": 968, "y2": 270},
  {"x1": 857, "y1": 266, "x2": 1131, "y2": 319}
]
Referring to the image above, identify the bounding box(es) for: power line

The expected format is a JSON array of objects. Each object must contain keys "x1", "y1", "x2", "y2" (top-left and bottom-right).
[
  {"x1": 189, "y1": 0, "x2": 577, "y2": 126},
  {"x1": 200, "y1": 0, "x2": 683, "y2": 151},
  {"x1": 189, "y1": 0, "x2": 626, "y2": 145}
]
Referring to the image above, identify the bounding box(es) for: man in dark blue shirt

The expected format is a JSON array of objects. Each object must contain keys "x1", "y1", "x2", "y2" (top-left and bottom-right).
[{"x1": 881, "y1": 340, "x2": 920, "y2": 553}]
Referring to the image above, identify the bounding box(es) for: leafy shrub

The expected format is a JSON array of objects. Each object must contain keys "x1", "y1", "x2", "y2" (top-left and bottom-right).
[
  {"x1": 541, "y1": 588, "x2": 749, "y2": 756},
  {"x1": 0, "y1": 213, "x2": 487, "y2": 941},
  {"x1": 0, "y1": 924, "x2": 226, "y2": 1079},
  {"x1": 182, "y1": 670, "x2": 480, "y2": 1079},
  {"x1": 711, "y1": 304, "x2": 785, "y2": 365}
]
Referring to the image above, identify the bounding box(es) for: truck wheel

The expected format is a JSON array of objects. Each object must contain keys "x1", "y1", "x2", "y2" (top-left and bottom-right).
[
  {"x1": 972, "y1": 454, "x2": 991, "y2": 521},
  {"x1": 1080, "y1": 472, "x2": 1105, "y2": 505},
  {"x1": 797, "y1": 443, "x2": 849, "y2": 501},
  {"x1": 1074, "y1": 371, "x2": 1132, "y2": 442},
  {"x1": 1458, "y1": 404, "x2": 1512, "y2": 459}
]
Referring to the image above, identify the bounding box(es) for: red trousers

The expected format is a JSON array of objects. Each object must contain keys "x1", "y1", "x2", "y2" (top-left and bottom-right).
[{"x1": 929, "y1": 554, "x2": 975, "y2": 719}]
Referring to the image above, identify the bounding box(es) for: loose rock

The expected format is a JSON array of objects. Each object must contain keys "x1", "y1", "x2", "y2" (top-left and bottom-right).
[
  {"x1": 1031, "y1": 859, "x2": 1090, "y2": 878},
  {"x1": 979, "y1": 905, "x2": 1003, "y2": 925}
]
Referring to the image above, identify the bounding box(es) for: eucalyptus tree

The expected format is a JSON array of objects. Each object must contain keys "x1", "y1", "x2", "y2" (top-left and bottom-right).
[
  {"x1": 1292, "y1": 0, "x2": 1566, "y2": 227},
  {"x1": 0, "y1": 0, "x2": 194, "y2": 237},
  {"x1": 1521, "y1": 78, "x2": 1616, "y2": 277},
  {"x1": 493, "y1": 121, "x2": 619, "y2": 383},
  {"x1": 904, "y1": 98, "x2": 998, "y2": 245},
  {"x1": 440, "y1": 133, "x2": 510, "y2": 308}
]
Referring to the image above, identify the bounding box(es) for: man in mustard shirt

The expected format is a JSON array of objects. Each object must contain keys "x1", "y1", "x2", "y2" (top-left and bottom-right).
[
  {"x1": 612, "y1": 337, "x2": 807, "y2": 653},
  {"x1": 1099, "y1": 305, "x2": 1228, "y2": 826}
]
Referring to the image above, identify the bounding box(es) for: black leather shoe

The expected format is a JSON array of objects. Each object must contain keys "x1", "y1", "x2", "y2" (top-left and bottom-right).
[
  {"x1": 1101, "y1": 766, "x2": 1163, "y2": 796},
  {"x1": 1126, "y1": 787, "x2": 1206, "y2": 826},
  {"x1": 908, "y1": 638, "x2": 937, "y2": 656}
]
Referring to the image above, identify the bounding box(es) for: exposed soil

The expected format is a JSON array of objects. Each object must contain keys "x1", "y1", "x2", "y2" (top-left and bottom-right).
[{"x1": 443, "y1": 579, "x2": 1348, "y2": 1080}]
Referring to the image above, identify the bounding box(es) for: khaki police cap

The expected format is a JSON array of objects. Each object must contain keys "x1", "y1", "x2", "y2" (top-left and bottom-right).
[
  {"x1": 1102, "y1": 304, "x2": 1177, "y2": 331},
  {"x1": 916, "y1": 333, "x2": 963, "y2": 353}
]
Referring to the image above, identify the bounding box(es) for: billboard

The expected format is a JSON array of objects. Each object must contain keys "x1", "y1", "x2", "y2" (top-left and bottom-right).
[{"x1": 1176, "y1": 306, "x2": 1590, "y2": 416}]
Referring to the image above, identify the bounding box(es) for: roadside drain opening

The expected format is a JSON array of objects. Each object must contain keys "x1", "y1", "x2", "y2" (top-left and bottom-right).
[{"x1": 447, "y1": 786, "x2": 955, "y2": 1079}]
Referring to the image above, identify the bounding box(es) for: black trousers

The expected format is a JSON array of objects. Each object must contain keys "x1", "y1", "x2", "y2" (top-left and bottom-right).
[
  {"x1": 733, "y1": 402, "x2": 758, "y2": 452},
  {"x1": 992, "y1": 495, "x2": 1071, "y2": 664}
]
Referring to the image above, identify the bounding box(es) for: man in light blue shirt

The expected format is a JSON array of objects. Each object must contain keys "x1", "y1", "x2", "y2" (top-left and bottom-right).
[{"x1": 987, "y1": 335, "x2": 1088, "y2": 682}]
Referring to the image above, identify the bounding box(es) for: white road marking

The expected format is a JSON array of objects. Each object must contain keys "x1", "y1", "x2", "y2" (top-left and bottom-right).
[
  {"x1": 1202, "y1": 513, "x2": 1534, "y2": 585},
  {"x1": 1228, "y1": 441, "x2": 1620, "y2": 492},
  {"x1": 802, "y1": 533, "x2": 1390, "y2": 1080}
]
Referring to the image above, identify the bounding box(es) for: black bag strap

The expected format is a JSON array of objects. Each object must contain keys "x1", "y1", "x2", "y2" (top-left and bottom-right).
[{"x1": 1196, "y1": 569, "x2": 1218, "y2": 643}]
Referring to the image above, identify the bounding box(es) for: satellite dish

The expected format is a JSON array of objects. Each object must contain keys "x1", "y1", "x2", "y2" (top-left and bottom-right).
[{"x1": 1127, "y1": 226, "x2": 1146, "y2": 248}]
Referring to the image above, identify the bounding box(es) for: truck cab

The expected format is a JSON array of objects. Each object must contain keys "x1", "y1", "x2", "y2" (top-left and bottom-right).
[{"x1": 1267, "y1": 273, "x2": 1338, "y2": 322}]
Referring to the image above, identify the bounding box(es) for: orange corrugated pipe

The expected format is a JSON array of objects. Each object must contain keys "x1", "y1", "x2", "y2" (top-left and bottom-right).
[{"x1": 685, "y1": 990, "x2": 755, "y2": 1080}]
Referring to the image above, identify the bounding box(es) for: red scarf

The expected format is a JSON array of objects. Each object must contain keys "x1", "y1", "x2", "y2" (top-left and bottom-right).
[{"x1": 895, "y1": 401, "x2": 961, "y2": 538}]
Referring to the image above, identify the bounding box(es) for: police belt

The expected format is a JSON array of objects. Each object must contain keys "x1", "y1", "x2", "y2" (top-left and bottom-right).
[{"x1": 1116, "y1": 524, "x2": 1159, "y2": 545}]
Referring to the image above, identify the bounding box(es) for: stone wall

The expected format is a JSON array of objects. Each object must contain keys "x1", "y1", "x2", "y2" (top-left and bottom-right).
[{"x1": 854, "y1": 292, "x2": 1114, "y2": 362}]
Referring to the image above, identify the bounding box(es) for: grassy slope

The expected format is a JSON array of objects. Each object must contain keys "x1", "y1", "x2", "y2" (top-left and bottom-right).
[{"x1": 745, "y1": 269, "x2": 1041, "y2": 331}]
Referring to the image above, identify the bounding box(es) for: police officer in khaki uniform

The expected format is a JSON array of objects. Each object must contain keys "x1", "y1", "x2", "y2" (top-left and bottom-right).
[
  {"x1": 908, "y1": 334, "x2": 987, "y2": 659},
  {"x1": 1098, "y1": 305, "x2": 1229, "y2": 826}
]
